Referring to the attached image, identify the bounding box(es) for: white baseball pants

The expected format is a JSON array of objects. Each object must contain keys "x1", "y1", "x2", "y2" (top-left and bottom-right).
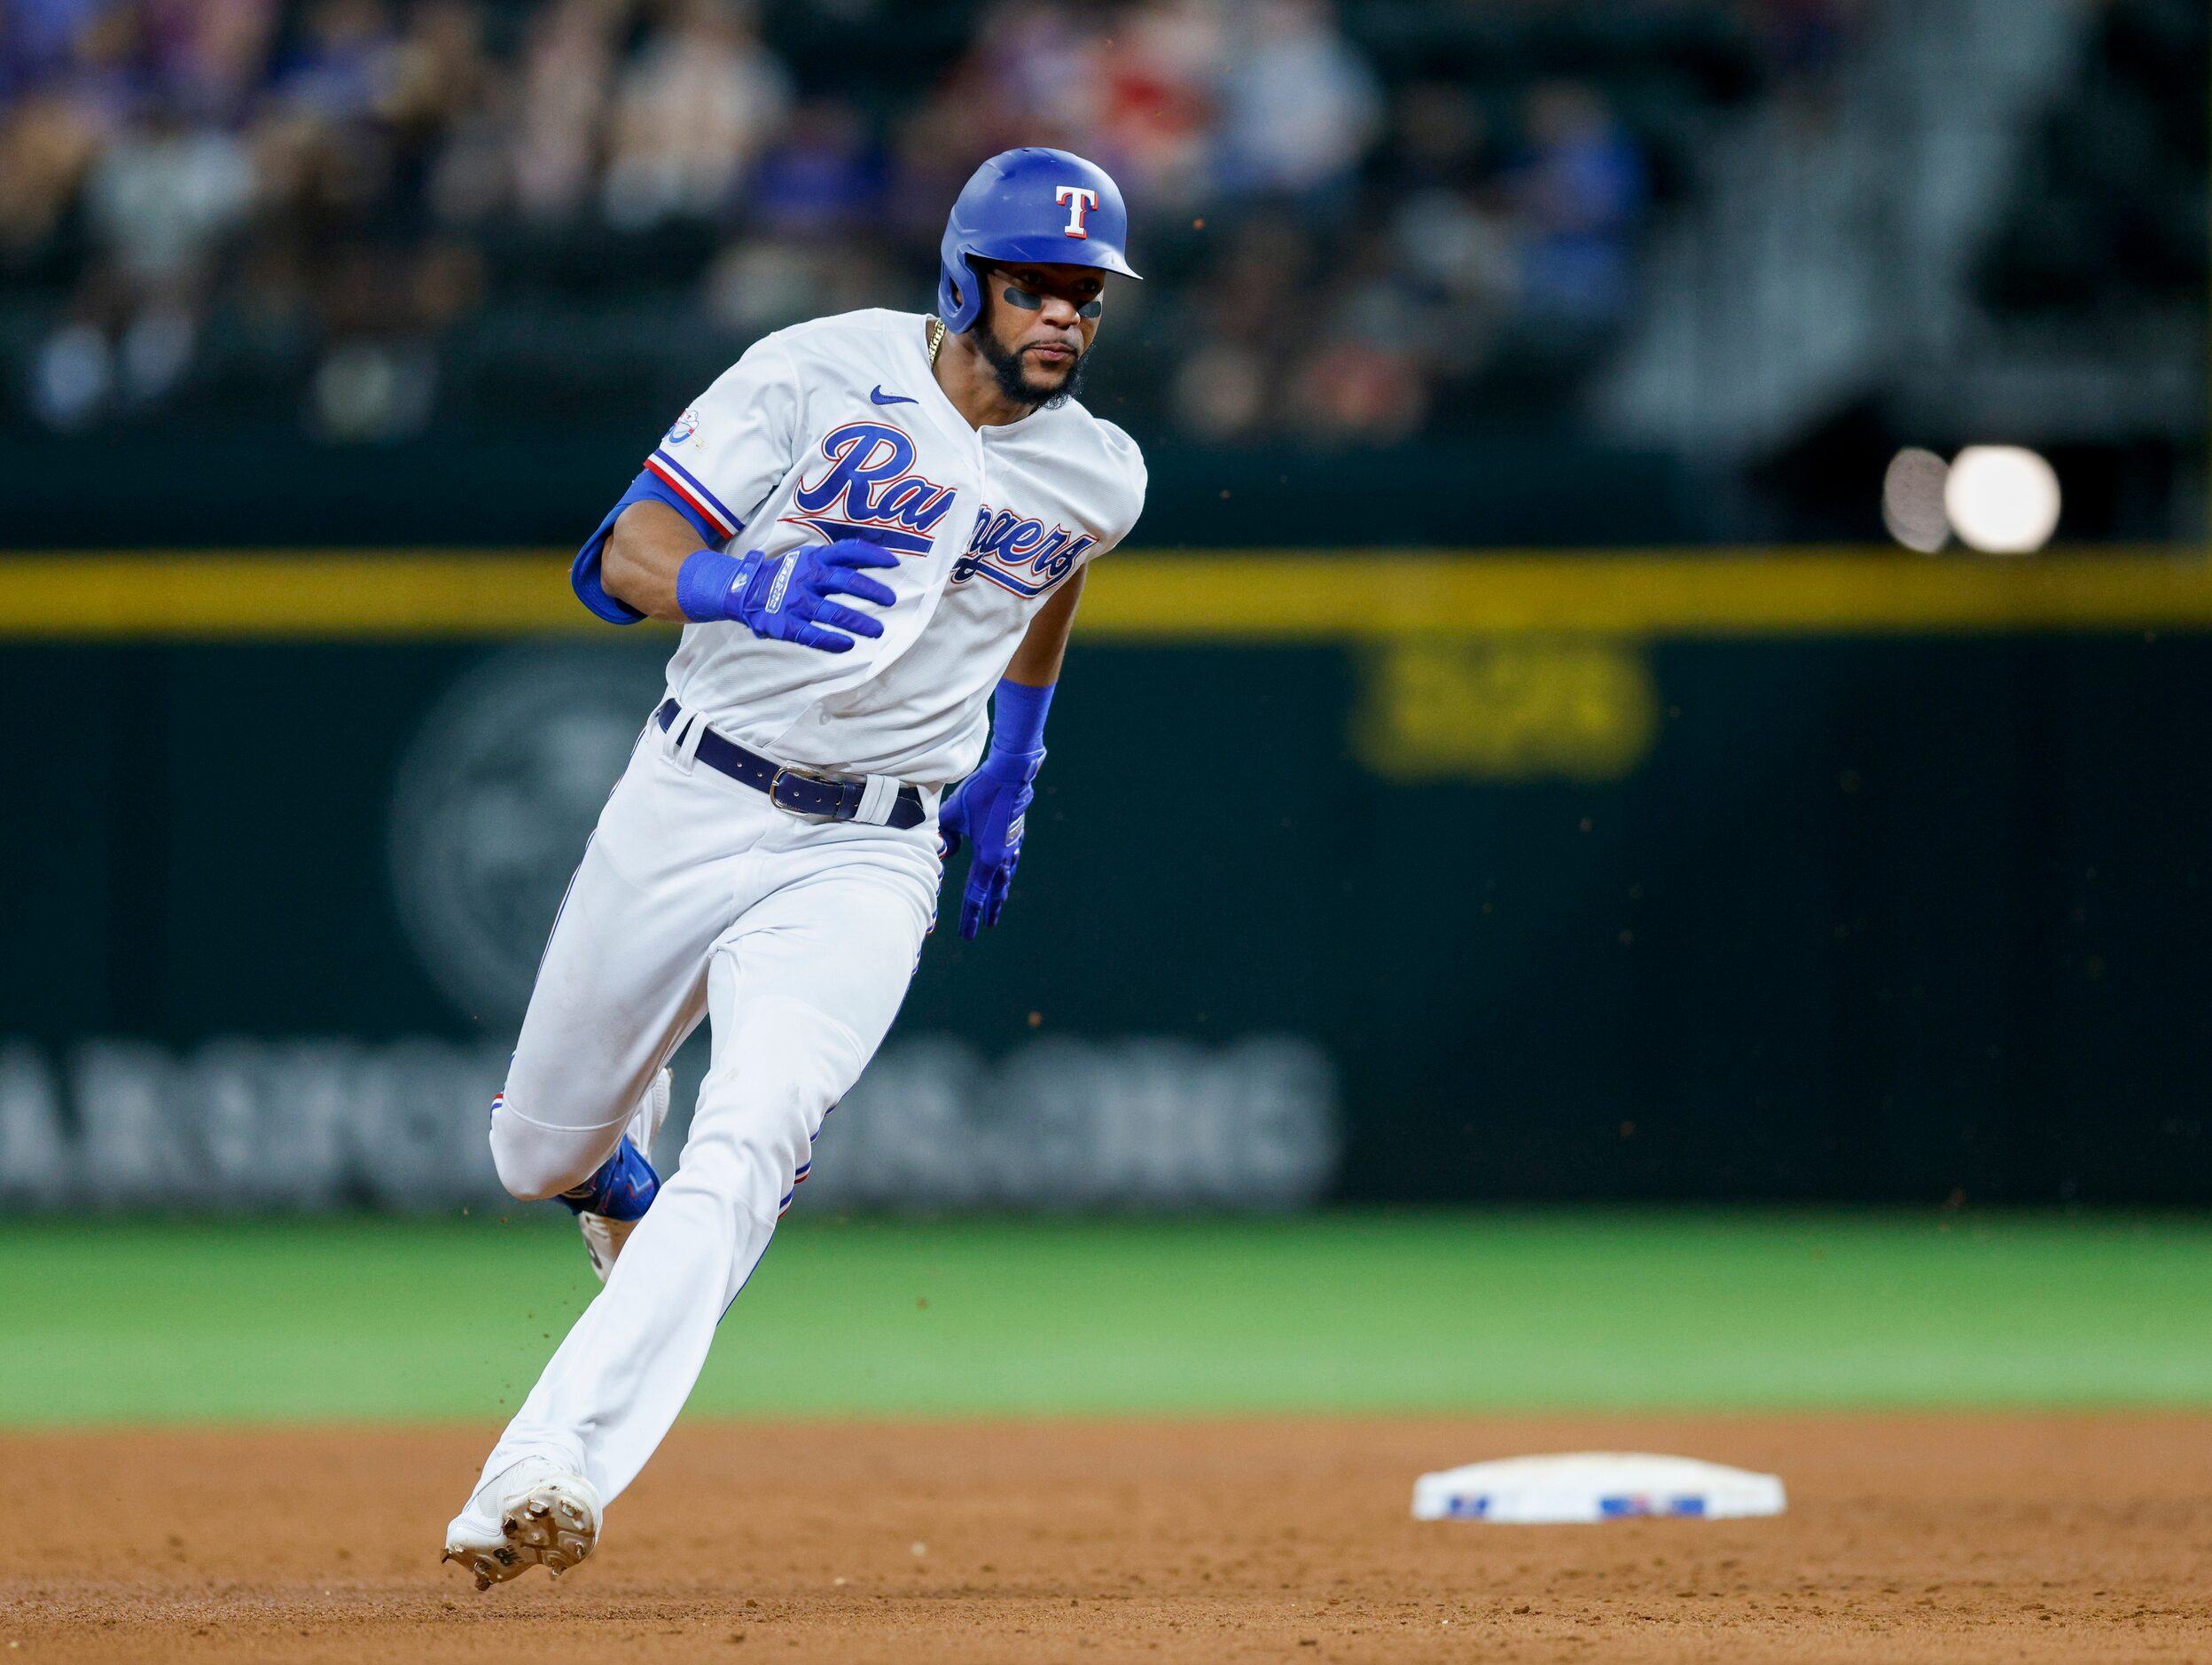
[{"x1": 467, "y1": 707, "x2": 938, "y2": 1505}]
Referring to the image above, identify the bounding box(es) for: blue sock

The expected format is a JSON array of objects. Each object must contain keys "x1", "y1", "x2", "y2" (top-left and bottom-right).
[{"x1": 559, "y1": 1137, "x2": 660, "y2": 1221}]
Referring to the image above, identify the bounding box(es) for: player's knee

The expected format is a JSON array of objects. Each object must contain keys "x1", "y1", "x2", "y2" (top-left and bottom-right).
[
  {"x1": 722, "y1": 998, "x2": 860, "y2": 1116},
  {"x1": 681, "y1": 1003, "x2": 859, "y2": 1197},
  {"x1": 684, "y1": 1068, "x2": 817, "y2": 1175},
  {"x1": 488, "y1": 1103, "x2": 596, "y2": 1202},
  {"x1": 490, "y1": 1137, "x2": 578, "y2": 1203}
]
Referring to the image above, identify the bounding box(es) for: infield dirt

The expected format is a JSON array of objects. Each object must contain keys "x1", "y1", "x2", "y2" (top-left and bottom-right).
[{"x1": 4, "y1": 1415, "x2": 2208, "y2": 1663}]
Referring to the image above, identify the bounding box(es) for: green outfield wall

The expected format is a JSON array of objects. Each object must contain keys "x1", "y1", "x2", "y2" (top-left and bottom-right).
[{"x1": 4, "y1": 549, "x2": 2211, "y2": 1208}]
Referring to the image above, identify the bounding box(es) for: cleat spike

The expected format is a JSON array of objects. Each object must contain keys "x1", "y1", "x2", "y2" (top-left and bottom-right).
[{"x1": 444, "y1": 1458, "x2": 602, "y2": 1589}]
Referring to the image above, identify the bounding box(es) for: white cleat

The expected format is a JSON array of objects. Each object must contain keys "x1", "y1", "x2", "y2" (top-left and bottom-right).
[
  {"x1": 577, "y1": 1212, "x2": 633, "y2": 1284},
  {"x1": 442, "y1": 1458, "x2": 605, "y2": 1591},
  {"x1": 578, "y1": 1067, "x2": 672, "y2": 1284}
]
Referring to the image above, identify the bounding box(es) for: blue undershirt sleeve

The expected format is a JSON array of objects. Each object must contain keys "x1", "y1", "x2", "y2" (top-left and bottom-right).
[
  {"x1": 989, "y1": 676, "x2": 1055, "y2": 759},
  {"x1": 570, "y1": 470, "x2": 724, "y2": 625}
]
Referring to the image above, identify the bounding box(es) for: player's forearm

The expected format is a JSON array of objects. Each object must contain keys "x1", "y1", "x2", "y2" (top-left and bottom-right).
[
  {"x1": 1004, "y1": 567, "x2": 1085, "y2": 685},
  {"x1": 601, "y1": 500, "x2": 703, "y2": 623}
]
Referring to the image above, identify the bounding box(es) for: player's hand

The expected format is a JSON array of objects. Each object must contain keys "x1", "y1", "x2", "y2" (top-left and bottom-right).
[
  {"x1": 726, "y1": 538, "x2": 900, "y2": 653},
  {"x1": 936, "y1": 747, "x2": 1043, "y2": 939}
]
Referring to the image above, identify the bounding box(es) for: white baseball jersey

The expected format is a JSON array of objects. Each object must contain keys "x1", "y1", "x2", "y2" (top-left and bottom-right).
[{"x1": 591, "y1": 308, "x2": 1147, "y2": 786}]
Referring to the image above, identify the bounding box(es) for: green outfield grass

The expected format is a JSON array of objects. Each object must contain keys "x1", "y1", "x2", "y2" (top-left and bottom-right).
[{"x1": 2, "y1": 1211, "x2": 2208, "y2": 1425}]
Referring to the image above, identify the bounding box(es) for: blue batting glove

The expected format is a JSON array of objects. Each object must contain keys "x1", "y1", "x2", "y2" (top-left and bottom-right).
[
  {"x1": 937, "y1": 747, "x2": 1044, "y2": 939},
  {"x1": 677, "y1": 538, "x2": 899, "y2": 653}
]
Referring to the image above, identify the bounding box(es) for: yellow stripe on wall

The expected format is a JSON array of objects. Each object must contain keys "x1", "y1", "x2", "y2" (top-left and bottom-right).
[
  {"x1": 0, "y1": 554, "x2": 582, "y2": 639},
  {"x1": 2, "y1": 548, "x2": 2210, "y2": 640},
  {"x1": 1084, "y1": 550, "x2": 2212, "y2": 638}
]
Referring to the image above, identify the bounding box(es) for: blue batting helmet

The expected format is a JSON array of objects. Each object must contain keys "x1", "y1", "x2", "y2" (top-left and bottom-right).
[{"x1": 936, "y1": 147, "x2": 1141, "y2": 333}]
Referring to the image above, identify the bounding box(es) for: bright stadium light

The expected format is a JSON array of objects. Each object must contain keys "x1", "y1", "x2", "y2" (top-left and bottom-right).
[
  {"x1": 1881, "y1": 447, "x2": 1951, "y2": 552},
  {"x1": 1943, "y1": 445, "x2": 2061, "y2": 554}
]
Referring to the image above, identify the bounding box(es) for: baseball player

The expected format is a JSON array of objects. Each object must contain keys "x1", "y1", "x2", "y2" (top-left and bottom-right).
[{"x1": 442, "y1": 147, "x2": 1145, "y2": 1588}]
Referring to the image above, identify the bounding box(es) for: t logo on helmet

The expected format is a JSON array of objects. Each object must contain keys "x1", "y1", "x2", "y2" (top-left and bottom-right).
[{"x1": 1054, "y1": 185, "x2": 1100, "y2": 238}]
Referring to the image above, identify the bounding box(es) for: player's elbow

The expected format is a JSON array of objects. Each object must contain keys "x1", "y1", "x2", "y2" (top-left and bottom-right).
[
  {"x1": 600, "y1": 518, "x2": 659, "y2": 616},
  {"x1": 605, "y1": 496, "x2": 716, "y2": 621}
]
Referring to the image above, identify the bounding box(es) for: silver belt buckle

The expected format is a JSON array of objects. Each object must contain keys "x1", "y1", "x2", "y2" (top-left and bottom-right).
[{"x1": 767, "y1": 763, "x2": 840, "y2": 817}]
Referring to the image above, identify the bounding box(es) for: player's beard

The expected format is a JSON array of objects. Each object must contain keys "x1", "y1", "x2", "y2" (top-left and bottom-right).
[{"x1": 976, "y1": 329, "x2": 1087, "y2": 410}]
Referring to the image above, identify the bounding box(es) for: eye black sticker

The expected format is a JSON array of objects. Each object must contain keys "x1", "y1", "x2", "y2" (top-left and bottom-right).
[{"x1": 1001, "y1": 284, "x2": 1103, "y2": 319}]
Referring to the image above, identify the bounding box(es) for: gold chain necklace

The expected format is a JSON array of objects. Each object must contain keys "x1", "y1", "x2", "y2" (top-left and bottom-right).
[{"x1": 926, "y1": 316, "x2": 946, "y2": 366}]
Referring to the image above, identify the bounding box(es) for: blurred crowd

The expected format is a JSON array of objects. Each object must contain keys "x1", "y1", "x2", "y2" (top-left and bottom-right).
[{"x1": 0, "y1": 0, "x2": 1863, "y2": 446}]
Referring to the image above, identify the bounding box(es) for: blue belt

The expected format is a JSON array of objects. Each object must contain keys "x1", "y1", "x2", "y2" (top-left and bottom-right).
[{"x1": 655, "y1": 700, "x2": 928, "y2": 829}]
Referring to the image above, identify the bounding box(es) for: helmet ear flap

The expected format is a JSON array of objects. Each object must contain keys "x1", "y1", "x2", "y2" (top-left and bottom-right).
[{"x1": 938, "y1": 247, "x2": 985, "y2": 333}]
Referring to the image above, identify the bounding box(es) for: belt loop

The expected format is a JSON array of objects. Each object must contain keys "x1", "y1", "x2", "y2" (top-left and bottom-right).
[
  {"x1": 853, "y1": 774, "x2": 899, "y2": 826},
  {"x1": 667, "y1": 706, "x2": 706, "y2": 774}
]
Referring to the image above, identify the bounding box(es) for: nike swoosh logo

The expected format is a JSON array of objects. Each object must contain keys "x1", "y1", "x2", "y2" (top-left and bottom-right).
[{"x1": 870, "y1": 386, "x2": 917, "y2": 405}]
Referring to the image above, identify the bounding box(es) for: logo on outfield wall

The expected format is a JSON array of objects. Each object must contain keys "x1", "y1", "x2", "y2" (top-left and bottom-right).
[
  {"x1": 1352, "y1": 637, "x2": 1659, "y2": 782},
  {"x1": 0, "y1": 1034, "x2": 1338, "y2": 1211},
  {"x1": 388, "y1": 645, "x2": 667, "y2": 1027}
]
